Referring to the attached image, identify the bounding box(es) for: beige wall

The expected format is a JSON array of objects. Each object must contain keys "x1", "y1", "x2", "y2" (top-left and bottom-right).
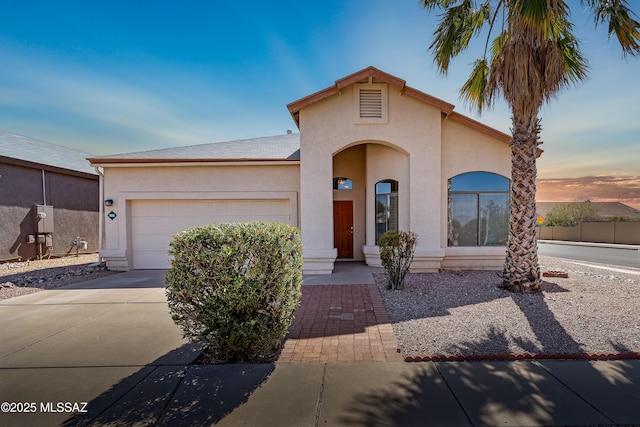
[
  {"x1": 99, "y1": 163, "x2": 299, "y2": 270},
  {"x1": 299, "y1": 83, "x2": 448, "y2": 272},
  {"x1": 297, "y1": 81, "x2": 511, "y2": 272},
  {"x1": 441, "y1": 118, "x2": 511, "y2": 178},
  {"x1": 538, "y1": 222, "x2": 640, "y2": 245},
  {"x1": 439, "y1": 118, "x2": 512, "y2": 269}
]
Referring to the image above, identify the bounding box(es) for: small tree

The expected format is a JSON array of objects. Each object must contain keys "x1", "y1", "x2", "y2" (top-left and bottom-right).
[
  {"x1": 378, "y1": 230, "x2": 417, "y2": 290},
  {"x1": 544, "y1": 201, "x2": 600, "y2": 226}
]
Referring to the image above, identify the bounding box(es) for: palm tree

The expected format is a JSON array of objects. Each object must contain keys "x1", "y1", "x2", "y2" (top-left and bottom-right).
[{"x1": 422, "y1": 0, "x2": 640, "y2": 292}]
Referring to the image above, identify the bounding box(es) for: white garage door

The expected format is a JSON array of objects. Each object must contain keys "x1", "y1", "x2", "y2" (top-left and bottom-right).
[{"x1": 131, "y1": 199, "x2": 291, "y2": 269}]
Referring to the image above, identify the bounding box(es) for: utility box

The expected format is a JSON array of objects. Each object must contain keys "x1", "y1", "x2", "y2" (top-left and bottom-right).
[{"x1": 35, "y1": 205, "x2": 54, "y2": 234}]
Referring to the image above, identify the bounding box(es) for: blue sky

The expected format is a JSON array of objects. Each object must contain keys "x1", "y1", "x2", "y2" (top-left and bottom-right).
[{"x1": 1, "y1": 1, "x2": 639, "y2": 206}]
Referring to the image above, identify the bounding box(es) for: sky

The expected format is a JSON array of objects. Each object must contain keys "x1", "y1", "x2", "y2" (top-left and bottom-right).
[{"x1": 1, "y1": 0, "x2": 639, "y2": 208}]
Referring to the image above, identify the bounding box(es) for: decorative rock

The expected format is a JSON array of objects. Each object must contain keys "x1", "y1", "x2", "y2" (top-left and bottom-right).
[{"x1": 542, "y1": 270, "x2": 569, "y2": 278}]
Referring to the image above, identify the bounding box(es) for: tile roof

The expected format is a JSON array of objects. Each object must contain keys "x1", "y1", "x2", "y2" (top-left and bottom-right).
[
  {"x1": 0, "y1": 130, "x2": 96, "y2": 175},
  {"x1": 88, "y1": 133, "x2": 300, "y2": 163}
]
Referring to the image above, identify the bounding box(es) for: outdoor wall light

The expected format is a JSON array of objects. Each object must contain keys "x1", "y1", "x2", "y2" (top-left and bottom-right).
[{"x1": 104, "y1": 198, "x2": 114, "y2": 206}]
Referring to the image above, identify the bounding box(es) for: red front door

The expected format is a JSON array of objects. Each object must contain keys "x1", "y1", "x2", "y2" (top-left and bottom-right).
[{"x1": 333, "y1": 200, "x2": 354, "y2": 258}]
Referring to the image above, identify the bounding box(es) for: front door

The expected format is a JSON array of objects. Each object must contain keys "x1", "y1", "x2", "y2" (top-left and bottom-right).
[{"x1": 333, "y1": 200, "x2": 353, "y2": 258}]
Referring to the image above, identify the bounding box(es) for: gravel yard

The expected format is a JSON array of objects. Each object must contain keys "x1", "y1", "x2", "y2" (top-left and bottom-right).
[
  {"x1": 0, "y1": 254, "x2": 121, "y2": 300},
  {"x1": 377, "y1": 255, "x2": 640, "y2": 359}
]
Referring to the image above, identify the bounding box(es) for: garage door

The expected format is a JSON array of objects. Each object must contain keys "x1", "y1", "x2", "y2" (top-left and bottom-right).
[{"x1": 131, "y1": 199, "x2": 291, "y2": 269}]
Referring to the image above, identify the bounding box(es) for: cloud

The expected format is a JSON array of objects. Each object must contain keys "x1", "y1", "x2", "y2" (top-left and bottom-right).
[
  {"x1": 537, "y1": 175, "x2": 640, "y2": 209},
  {"x1": 0, "y1": 44, "x2": 282, "y2": 153}
]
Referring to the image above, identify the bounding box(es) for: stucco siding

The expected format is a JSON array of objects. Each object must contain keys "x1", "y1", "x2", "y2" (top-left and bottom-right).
[
  {"x1": 442, "y1": 118, "x2": 511, "y2": 179},
  {"x1": 298, "y1": 82, "x2": 447, "y2": 271},
  {"x1": 301, "y1": 85, "x2": 442, "y2": 155},
  {"x1": 0, "y1": 161, "x2": 98, "y2": 261},
  {"x1": 440, "y1": 118, "x2": 511, "y2": 268},
  {"x1": 100, "y1": 163, "x2": 300, "y2": 270}
]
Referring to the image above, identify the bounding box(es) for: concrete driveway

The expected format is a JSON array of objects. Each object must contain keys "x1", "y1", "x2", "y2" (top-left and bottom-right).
[{"x1": 0, "y1": 270, "x2": 192, "y2": 426}]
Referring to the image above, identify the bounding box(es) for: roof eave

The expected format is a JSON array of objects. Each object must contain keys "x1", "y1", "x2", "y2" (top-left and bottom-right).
[
  {"x1": 88, "y1": 157, "x2": 300, "y2": 167},
  {"x1": 1, "y1": 155, "x2": 98, "y2": 179}
]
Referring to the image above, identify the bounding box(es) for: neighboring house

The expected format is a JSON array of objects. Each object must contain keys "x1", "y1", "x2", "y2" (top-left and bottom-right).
[
  {"x1": 89, "y1": 66, "x2": 512, "y2": 273},
  {"x1": 0, "y1": 131, "x2": 99, "y2": 261},
  {"x1": 537, "y1": 201, "x2": 640, "y2": 221}
]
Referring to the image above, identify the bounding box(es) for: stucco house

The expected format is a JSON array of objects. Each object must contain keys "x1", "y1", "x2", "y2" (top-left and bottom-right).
[
  {"x1": 89, "y1": 67, "x2": 512, "y2": 273},
  {"x1": 0, "y1": 131, "x2": 99, "y2": 261}
]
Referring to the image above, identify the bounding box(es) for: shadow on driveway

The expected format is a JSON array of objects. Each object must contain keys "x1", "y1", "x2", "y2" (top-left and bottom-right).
[{"x1": 62, "y1": 343, "x2": 276, "y2": 426}]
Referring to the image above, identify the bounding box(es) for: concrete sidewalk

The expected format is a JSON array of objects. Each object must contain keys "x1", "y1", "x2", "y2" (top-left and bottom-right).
[{"x1": 1, "y1": 268, "x2": 639, "y2": 426}]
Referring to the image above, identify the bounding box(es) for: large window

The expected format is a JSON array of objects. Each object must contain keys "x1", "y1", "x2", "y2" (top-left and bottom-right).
[
  {"x1": 375, "y1": 179, "x2": 398, "y2": 243},
  {"x1": 448, "y1": 172, "x2": 509, "y2": 246}
]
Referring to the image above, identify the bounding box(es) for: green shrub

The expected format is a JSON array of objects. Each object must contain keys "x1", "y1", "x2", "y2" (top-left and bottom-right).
[
  {"x1": 379, "y1": 230, "x2": 417, "y2": 290},
  {"x1": 543, "y1": 201, "x2": 600, "y2": 226},
  {"x1": 165, "y1": 222, "x2": 303, "y2": 363}
]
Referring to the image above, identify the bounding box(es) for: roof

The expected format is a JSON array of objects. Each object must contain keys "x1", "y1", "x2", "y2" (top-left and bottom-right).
[
  {"x1": 89, "y1": 67, "x2": 511, "y2": 166},
  {"x1": 0, "y1": 130, "x2": 97, "y2": 176},
  {"x1": 88, "y1": 133, "x2": 300, "y2": 165},
  {"x1": 537, "y1": 202, "x2": 640, "y2": 220}
]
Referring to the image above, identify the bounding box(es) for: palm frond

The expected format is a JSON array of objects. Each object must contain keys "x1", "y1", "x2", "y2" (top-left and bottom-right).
[
  {"x1": 460, "y1": 58, "x2": 491, "y2": 112},
  {"x1": 421, "y1": 0, "x2": 462, "y2": 11},
  {"x1": 512, "y1": 0, "x2": 570, "y2": 38},
  {"x1": 429, "y1": 0, "x2": 493, "y2": 73},
  {"x1": 582, "y1": 0, "x2": 640, "y2": 56},
  {"x1": 557, "y1": 28, "x2": 589, "y2": 85},
  {"x1": 490, "y1": 30, "x2": 509, "y2": 60}
]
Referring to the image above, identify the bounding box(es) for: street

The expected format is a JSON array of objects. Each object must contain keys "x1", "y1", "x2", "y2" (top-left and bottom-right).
[{"x1": 538, "y1": 242, "x2": 640, "y2": 269}]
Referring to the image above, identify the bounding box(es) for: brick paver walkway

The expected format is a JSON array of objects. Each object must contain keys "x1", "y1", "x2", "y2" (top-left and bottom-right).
[{"x1": 278, "y1": 284, "x2": 402, "y2": 363}]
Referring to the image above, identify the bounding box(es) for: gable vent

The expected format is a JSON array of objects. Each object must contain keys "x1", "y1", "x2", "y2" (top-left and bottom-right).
[{"x1": 359, "y1": 89, "x2": 383, "y2": 118}]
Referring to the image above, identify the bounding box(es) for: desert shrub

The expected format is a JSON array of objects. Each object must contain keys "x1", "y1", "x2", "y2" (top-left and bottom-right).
[
  {"x1": 165, "y1": 222, "x2": 303, "y2": 363},
  {"x1": 378, "y1": 230, "x2": 417, "y2": 290},
  {"x1": 544, "y1": 201, "x2": 600, "y2": 226}
]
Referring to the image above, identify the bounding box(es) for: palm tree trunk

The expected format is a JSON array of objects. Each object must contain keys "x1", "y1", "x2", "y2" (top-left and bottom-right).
[{"x1": 501, "y1": 114, "x2": 542, "y2": 293}]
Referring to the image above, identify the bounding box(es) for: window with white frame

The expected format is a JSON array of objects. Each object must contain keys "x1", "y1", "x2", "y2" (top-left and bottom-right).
[{"x1": 448, "y1": 172, "x2": 510, "y2": 246}]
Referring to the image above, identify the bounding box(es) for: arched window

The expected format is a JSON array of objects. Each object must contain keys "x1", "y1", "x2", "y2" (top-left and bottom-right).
[
  {"x1": 375, "y1": 179, "x2": 398, "y2": 243},
  {"x1": 448, "y1": 172, "x2": 510, "y2": 246},
  {"x1": 333, "y1": 177, "x2": 353, "y2": 190}
]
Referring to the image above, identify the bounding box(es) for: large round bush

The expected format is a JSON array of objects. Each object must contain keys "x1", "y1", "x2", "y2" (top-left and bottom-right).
[{"x1": 165, "y1": 222, "x2": 303, "y2": 363}]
